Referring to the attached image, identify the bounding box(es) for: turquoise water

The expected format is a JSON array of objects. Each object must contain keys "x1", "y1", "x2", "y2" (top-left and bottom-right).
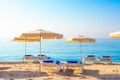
[{"x1": 0, "y1": 38, "x2": 120, "y2": 62}]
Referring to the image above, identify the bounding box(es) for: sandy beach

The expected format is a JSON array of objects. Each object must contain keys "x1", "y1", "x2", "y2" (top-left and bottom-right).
[{"x1": 0, "y1": 62, "x2": 120, "y2": 80}]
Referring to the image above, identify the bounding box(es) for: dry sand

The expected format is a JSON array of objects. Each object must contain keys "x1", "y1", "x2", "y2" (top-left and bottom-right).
[{"x1": 0, "y1": 62, "x2": 120, "y2": 80}]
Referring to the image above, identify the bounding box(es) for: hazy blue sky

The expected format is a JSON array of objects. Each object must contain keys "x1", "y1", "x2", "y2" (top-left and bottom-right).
[{"x1": 0, "y1": 0, "x2": 120, "y2": 38}]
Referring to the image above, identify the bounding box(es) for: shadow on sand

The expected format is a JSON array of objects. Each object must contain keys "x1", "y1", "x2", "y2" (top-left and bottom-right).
[
  {"x1": 57, "y1": 69, "x2": 88, "y2": 79},
  {"x1": 0, "y1": 70, "x2": 49, "y2": 79},
  {"x1": 0, "y1": 63, "x2": 120, "y2": 80},
  {"x1": 82, "y1": 69, "x2": 120, "y2": 80},
  {"x1": 0, "y1": 67, "x2": 10, "y2": 70},
  {"x1": 56, "y1": 68, "x2": 120, "y2": 80}
]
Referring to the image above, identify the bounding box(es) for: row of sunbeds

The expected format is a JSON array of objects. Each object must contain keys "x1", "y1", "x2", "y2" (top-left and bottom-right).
[
  {"x1": 23, "y1": 55, "x2": 112, "y2": 73},
  {"x1": 23, "y1": 54, "x2": 50, "y2": 62},
  {"x1": 83, "y1": 55, "x2": 112, "y2": 64},
  {"x1": 23, "y1": 55, "x2": 83, "y2": 73}
]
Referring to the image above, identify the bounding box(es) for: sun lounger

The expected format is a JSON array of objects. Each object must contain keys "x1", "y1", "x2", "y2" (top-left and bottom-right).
[
  {"x1": 36, "y1": 55, "x2": 51, "y2": 60},
  {"x1": 83, "y1": 55, "x2": 99, "y2": 63},
  {"x1": 63, "y1": 61, "x2": 83, "y2": 73},
  {"x1": 41, "y1": 60, "x2": 61, "y2": 72},
  {"x1": 100, "y1": 56, "x2": 112, "y2": 64},
  {"x1": 23, "y1": 55, "x2": 38, "y2": 62}
]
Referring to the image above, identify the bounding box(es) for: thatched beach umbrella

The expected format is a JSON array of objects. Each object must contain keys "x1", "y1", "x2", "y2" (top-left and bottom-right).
[
  {"x1": 109, "y1": 31, "x2": 120, "y2": 38},
  {"x1": 20, "y1": 29, "x2": 63, "y2": 72},
  {"x1": 66, "y1": 36, "x2": 95, "y2": 61}
]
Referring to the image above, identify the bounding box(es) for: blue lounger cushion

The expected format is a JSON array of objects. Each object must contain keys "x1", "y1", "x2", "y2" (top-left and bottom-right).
[
  {"x1": 67, "y1": 61, "x2": 78, "y2": 63},
  {"x1": 67, "y1": 61, "x2": 82, "y2": 64},
  {"x1": 87, "y1": 55, "x2": 95, "y2": 57},
  {"x1": 38, "y1": 55, "x2": 46, "y2": 56},
  {"x1": 25, "y1": 55, "x2": 32, "y2": 56},
  {"x1": 43, "y1": 60, "x2": 54, "y2": 63},
  {"x1": 43, "y1": 60, "x2": 60, "y2": 65},
  {"x1": 102, "y1": 56, "x2": 110, "y2": 58}
]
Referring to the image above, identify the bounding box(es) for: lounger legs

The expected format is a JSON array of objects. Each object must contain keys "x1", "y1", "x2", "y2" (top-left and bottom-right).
[
  {"x1": 83, "y1": 58, "x2": 99, "y2": 64},
  {"x1": 63, "y1": 66, "x2": 66, "y2": 73},
  {"x1": 63, "y1": 65, "x2": 83, "y2": 73},
  {"x1": 100, "y1": 58, "x2": 112, "y2": 64},
  {"x1": 57, "y1": 65, "x2": 61, "y2": 73}
]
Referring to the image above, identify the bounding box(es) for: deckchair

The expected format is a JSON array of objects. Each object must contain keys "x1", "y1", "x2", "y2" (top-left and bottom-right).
[
  {"x1": 83, "y1": 55, "x2": 99, "y2": 63},
  {"x1": 41, "y1": 60, "x2": 61, "y2": 72},
  {"x1": 63, "y1": 61, "x2": 83, "y2": 73},
  {"x1": 100, "y1": 56, "x2": 112, "y2": 64},
  {"x1": 23, "y1": 55, "x2": 38, "y2": 62},
  {"x1": 36, "y1": 55, "x2": 48, "y2": 60},
  {"x1": 36, "y1": 55, "x2": 51, "y2": 60}
]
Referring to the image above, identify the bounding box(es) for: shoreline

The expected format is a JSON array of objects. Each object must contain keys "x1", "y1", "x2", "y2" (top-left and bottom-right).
[{"x1": 0, "y1": 61, "x2": 120, "y2": 63}]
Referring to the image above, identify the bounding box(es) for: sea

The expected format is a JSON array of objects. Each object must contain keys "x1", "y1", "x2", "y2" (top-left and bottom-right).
[{"x1": 0, "y1": 38, "x2": 120, "y2": 62}]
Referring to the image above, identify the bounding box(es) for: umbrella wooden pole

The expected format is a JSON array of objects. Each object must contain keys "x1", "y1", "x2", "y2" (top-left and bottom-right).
[
  {"x1": 39, "y1": 35, "x2": 42, "y2": 73},
  {"x1": 80, "y1": 42, "x2": 82, "y2": 61},
  {"x1": 25, "y1": 41, "x2": 27, "y2": 55},
  {"x1": 24, "y1": 38, "x2": 27, "y2": 62}
]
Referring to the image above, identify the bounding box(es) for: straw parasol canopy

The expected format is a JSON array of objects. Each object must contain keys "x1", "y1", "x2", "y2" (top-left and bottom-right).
[
  {"x1": 21, "y1": 29, "x2": 63, "y2": 55},
  {"x1": 66, "y1": 36, "x2": 95, "y2": 61},
  {"x1": 21, "y1": 29, "x2": 63, "y2": 39},
  {"x1": 109, "y1": 31, "x2": 120, "y2": 38},
  {"x1": 20, "y1": 29, "x2": 63, "y2": 72},
  {"x1": 67, "y1": 36, "x2": 95, "y2": 43}
]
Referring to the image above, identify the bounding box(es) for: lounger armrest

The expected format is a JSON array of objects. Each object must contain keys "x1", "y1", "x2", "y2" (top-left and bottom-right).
[{"x1": 55, "y1": 61, "x2": 60, "y2": 65}]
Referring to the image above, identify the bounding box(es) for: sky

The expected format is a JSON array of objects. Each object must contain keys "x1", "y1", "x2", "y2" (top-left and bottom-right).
[{"x1": 0, "y1": 0, "x2": 120, "y2": 38}]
